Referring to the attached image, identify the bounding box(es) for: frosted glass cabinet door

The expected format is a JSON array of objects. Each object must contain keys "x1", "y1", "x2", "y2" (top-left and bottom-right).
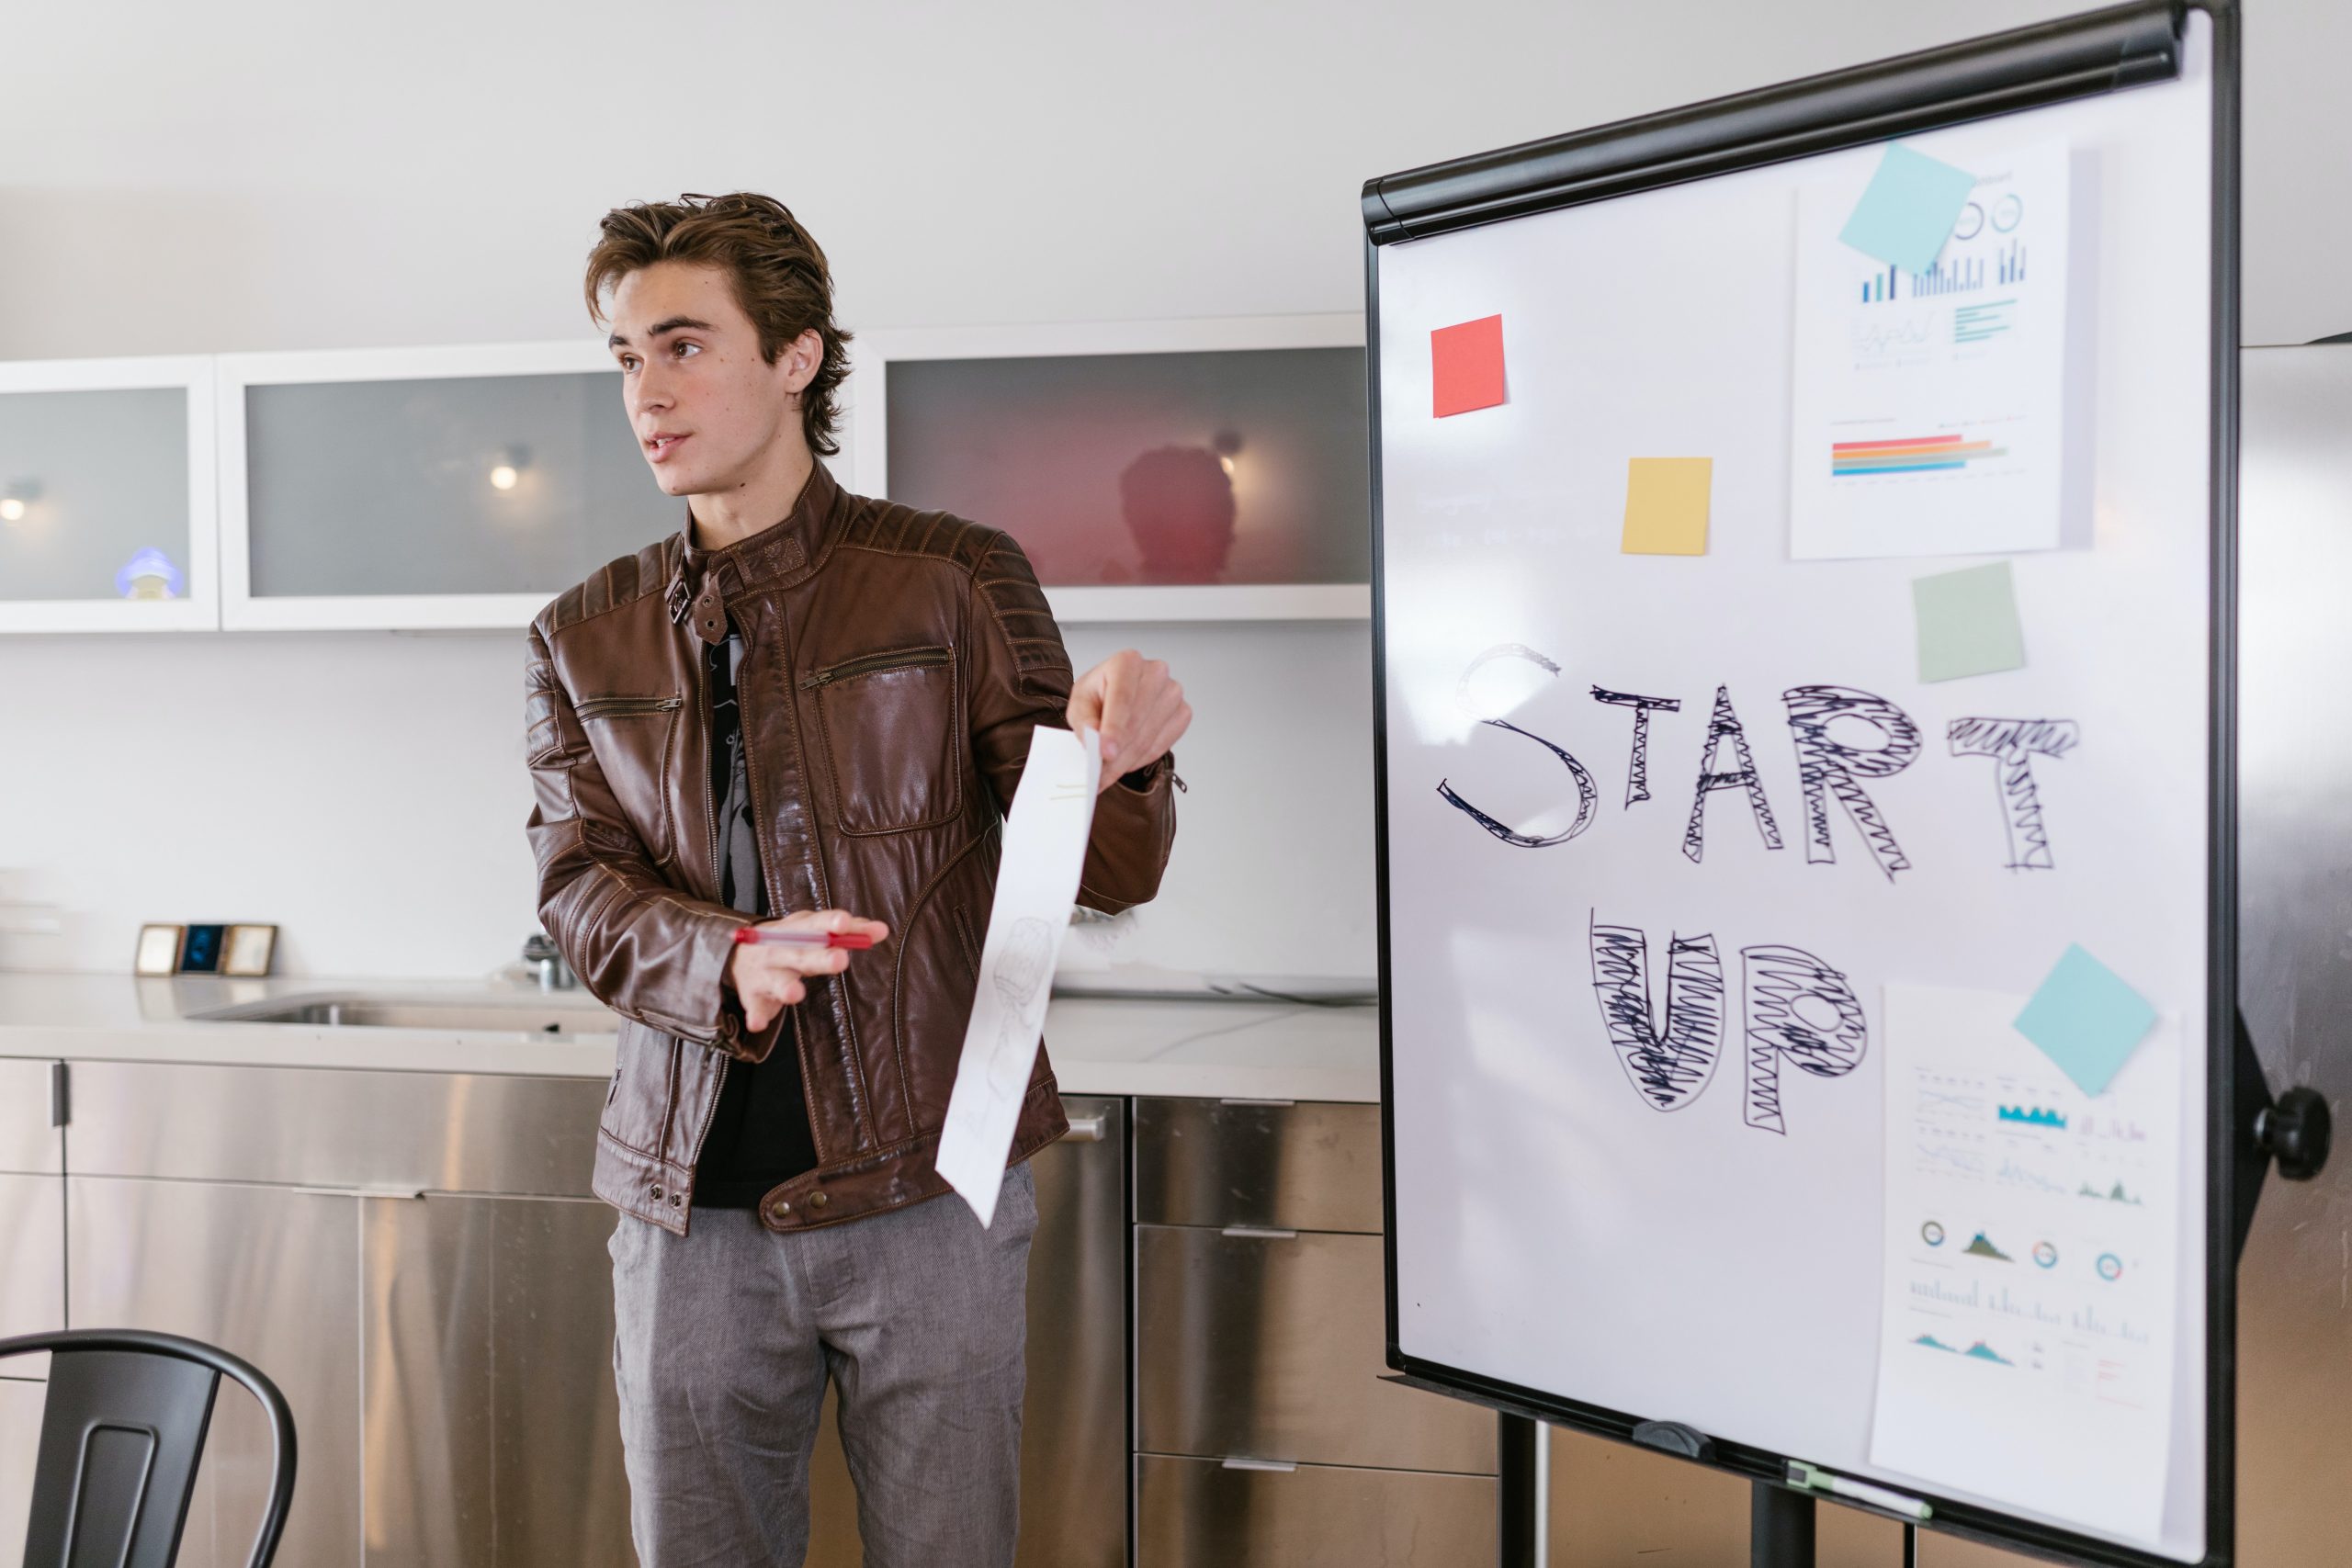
[
  {"x1": 220, "y1": 343, "x2": 683, "y2": 630},
  {"x1": 0, "y1": 356, "x2": 219, "y2": 633},
  {"x1": 854, "y1": 317, "x2": 1371, "y2": 621}
]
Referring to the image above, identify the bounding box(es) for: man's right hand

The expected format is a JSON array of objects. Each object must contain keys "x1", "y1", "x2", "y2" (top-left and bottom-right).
[{"x1": 726, "y1": 908, "x2": 892, "y2": 1031}]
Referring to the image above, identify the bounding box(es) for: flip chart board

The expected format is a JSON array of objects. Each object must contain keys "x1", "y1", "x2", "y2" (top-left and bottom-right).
[{"x1": 1365, "y1": 5, "x2": 2237, "y2": 1562}]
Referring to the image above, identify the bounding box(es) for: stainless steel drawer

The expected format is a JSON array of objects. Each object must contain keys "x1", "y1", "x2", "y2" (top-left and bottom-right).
[
  {"x1": 65, "y1": 1061, "x2": 605, "y2": 1195},
  {"x1": 0, "y1": 1174, "x2": 62, "y2": 1344},
  {"x1": 1136, "y1": 1453, "x2": 1495, "y2": 1567},
  {"x1": 1136, "y1": 1223, "x2": 1494, "y2": 1474},
  {"x1": 1132, "y1": 1097, "x2": 1380, "y2": 1232},
  {"x1": 0, "y1": 1059, "x2": 60, "y2": 1174},
  {"x1": 0, "y1": 1379, "x2": 46, "y2": 1553}
]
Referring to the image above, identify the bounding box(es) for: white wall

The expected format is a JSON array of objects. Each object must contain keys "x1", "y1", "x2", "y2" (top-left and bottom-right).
[
  {"x1": 0, "y1": 618, "x2": 1376, "y2": 984},
  {"x1": 2, "y1": 0, "x2": 2343, "y2": 979}
]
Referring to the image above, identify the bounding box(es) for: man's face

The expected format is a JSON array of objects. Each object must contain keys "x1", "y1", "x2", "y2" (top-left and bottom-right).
[{"x1": 605, "y1": 260, "x2": 815, "y2": 499}]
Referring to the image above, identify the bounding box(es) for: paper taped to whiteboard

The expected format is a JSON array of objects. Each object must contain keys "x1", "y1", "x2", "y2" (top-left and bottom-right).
[
  {"x1": 1792, "y1": 139, "x2": 2076, "y2": 560},
  {"x1": 1871, "y1": 982, "x2": 2180, "y2": 1543}
]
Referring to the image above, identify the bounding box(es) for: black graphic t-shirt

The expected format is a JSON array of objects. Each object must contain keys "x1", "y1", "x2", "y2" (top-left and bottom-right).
[{"x1": 691, "y1": 622, "x2": 820, "y2": 1209}]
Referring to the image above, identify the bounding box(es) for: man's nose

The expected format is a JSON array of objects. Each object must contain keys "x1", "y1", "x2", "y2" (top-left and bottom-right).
[{"x1": 631, "y1": 366, "x2": 673, "y2": 420}]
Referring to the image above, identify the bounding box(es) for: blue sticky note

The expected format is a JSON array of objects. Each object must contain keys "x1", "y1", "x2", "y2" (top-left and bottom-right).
[
  {"x1": 2012, "y1": 945, "x2": 2158, "y2": 1097},
  {"x1": 1839, "y1": 144, "x2": 1978, "y2": 275}
]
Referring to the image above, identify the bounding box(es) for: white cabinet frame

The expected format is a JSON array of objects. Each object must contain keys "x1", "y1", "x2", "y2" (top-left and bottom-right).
[
  {"x1": 0, "y1": 355, "x2": 220, "y2": 634},
  {"x1": 216, "y1": 340, "x2": 620, "y2": 632},
  {"x1": 845, "y1": 313, "x2": 1371, "y2": 624}
]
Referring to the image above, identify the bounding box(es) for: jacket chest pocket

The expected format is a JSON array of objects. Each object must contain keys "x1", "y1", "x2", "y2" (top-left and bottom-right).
[
  {"x1": 575, "y1": 694, "x2": 684, "y2": 865},
  {"x1": 802, "y1": 645, "x2": 962, "y2": 836}
]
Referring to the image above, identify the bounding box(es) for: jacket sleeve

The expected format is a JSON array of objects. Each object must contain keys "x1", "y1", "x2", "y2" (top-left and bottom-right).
[
  {"x1": 524, "y1": 616, "x2": 783, "y2": 1062},
  {"x1": 966, "y1": 529, "x2": 1179, "y2": 916}
]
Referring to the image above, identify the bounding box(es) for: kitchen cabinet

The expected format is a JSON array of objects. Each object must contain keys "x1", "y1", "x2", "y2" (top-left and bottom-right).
[
  {"x1": 217, "y1": 342, "x2": 677, "y2": 631},
  {"x1": 5, "y1": 317, "x2": 1378, "y2": 635},
  {"x1": 358, "y1": 1192, "x2": 633, "y2": 1567},
  {"x1": 33, "y1": 1059, "x2": 1125, "y2": 1568},
  {"x1": 0, "y1": 355, "x2": 219, "y2": 633},
  {"x1": 68, "y1": 1175, "x2": 362, "y2": 1568},
  {"x1": 0, "y1": 1058, "x2": 62, "y2": 1348},
  {"x1": 1130, "y1": 1097, "x2": 1496, "y2": 1567},
  {"x1": 0, "y1": 1059, "x2": 63, "y2": 1553},
  {"x1": 849, "y1": 315, "x2": 1370, "y2": 624}
]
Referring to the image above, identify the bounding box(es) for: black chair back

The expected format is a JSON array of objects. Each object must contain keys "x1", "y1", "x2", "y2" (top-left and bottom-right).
[{"x1": 0, "y1": 1328, "x2": 296, "y2": 1568}]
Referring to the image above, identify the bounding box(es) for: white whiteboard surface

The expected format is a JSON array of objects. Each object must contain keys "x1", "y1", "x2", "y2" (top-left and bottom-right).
[{"x1": 1375, "y1": 17, "x2": 2214, "y2": 1562}]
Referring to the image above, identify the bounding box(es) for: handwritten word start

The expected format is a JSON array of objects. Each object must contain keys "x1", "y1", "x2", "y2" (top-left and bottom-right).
[{"x1": 1437, "y1": 643, "x2": 2079, "y2": 878}]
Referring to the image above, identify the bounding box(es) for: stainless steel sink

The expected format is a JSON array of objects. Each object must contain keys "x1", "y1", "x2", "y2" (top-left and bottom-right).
[{"x1": 190, "y1": 991, "x2": 618, "y2": 1036}]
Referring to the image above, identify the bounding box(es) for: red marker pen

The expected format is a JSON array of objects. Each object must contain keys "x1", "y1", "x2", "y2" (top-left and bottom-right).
[{"x1": 731, "y1": 927, "x2": 876, "y2": 951}]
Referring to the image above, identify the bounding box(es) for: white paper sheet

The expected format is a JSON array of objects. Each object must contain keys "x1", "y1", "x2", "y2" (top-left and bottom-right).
[
  {"x1": 1869, "y1": 983, "x2": 2181, "y2": 1543},
  {"x1": 934, "y1": 724, "x2": 1102, "y2": 1225},
  {"x1": 1790, "y1": 139, "x2": 2075, "y2": 559}
]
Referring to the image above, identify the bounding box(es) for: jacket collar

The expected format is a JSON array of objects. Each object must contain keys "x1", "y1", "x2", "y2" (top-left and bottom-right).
[{"x1": 664, "y1": 460, "x2": 842, "y2": 644}]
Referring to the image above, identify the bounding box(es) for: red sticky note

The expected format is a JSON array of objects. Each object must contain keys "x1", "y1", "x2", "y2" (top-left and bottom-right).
[{"x1": 1430, "y1": 315, "x2": 1506, "y2": 418}]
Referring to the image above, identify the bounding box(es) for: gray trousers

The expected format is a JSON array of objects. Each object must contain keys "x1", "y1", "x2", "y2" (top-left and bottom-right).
[{"x1": 609, "y1": 1161, "x2": 1038, "y2": 1568}]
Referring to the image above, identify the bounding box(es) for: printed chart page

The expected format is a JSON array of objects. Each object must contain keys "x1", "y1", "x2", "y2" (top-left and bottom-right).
[
  {"x1": 1871, "y1": 982, "x2": 2182, "y2": 1542},
  {"x1": 1791, "y1": 139, "x2": 2075, "y2": 560}
]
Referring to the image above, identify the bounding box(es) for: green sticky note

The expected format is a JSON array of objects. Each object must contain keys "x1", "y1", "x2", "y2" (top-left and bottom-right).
[
  {"x1": 1913, "y1": 561, "x2": 2024, "y2": 682},
  {"x1": 2013, "y1": 945, "x2": 2158, "y2": 1097},
  {"x1": 1840, "y1": 143, "x2": 1977, "y2": 275},
  {"x1": 1622, "y1": 457, "x2": 1713, "y2": 556}
]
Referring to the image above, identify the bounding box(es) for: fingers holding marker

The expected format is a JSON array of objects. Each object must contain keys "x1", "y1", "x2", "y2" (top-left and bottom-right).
[{"x1": 727, "y1": 908, "x2": 888, "y2": 1029}]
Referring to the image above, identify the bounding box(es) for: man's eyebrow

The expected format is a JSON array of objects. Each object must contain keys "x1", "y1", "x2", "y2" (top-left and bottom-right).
[{"x1": 607, "y1": 315, "x2": 716, "y2": 350}]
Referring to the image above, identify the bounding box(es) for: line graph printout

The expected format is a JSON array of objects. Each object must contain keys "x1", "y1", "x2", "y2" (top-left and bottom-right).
[
  {"x1": 1791, "y1": 138, "x2": 2076, "y2": 559},
  {"x1": 1871, "y1": 983, "x2": 2181, "y2": 1543}
]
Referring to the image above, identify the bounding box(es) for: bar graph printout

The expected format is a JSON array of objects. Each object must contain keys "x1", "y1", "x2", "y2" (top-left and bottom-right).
[
  {"x1": 1869, "y1": 983, "x2": 2181, "y2": 1543},
  {"x1": 1790, "y1": 139, "x2": 2075, "y2": 559}
]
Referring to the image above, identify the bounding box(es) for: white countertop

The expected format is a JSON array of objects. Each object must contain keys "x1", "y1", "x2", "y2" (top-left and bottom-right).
[{"x1": 0, "y1": 971, "x2": 1381, "y2": 1103}]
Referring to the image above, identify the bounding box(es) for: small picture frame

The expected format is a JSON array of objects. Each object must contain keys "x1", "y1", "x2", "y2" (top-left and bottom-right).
[
  {"x1": 223, "y1": 923, "x2": 278, "y2": 977},
  {"x1": 134, "y1": 923, "x2": 186, "y2": 976},
  {"x1": 179, "y1": 923, "x2": 226, "y2": 974}
]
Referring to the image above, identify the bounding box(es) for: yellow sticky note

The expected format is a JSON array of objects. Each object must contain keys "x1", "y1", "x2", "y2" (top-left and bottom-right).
[{"x1": 1621, "y1": 457, "x2": 1713, "y2": 556}]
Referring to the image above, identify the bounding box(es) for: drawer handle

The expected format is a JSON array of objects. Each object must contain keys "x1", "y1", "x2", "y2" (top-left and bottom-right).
[
  {"x1": 1220, "y1": 1457, "x2": 1298, "y2": 1473},
  {"x1": 1220, "y1": 1225, "x2": 1298, "y2": 1240},
  {"x1": 1064, "y1": 1113, "x2": 1110, "y2": 1143},
  {"x1": 1218, "y1": 1097, "x2": 1295, "y2": 1107}
]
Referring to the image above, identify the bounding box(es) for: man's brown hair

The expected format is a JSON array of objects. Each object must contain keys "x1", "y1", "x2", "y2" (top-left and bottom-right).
[{"x1": 583, "y1": 191, "x2": 853, "y2": 457}]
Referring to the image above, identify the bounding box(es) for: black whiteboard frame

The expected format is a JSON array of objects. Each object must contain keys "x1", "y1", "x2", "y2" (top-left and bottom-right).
[{"x1": 1359, "y1": 3, "x2": 2241, "y2": 1563}]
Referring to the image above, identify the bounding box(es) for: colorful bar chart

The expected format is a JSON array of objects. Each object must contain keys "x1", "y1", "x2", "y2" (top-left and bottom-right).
[{"x1": 1830, "y1": 434, "x2": 2008, "y2": 477}]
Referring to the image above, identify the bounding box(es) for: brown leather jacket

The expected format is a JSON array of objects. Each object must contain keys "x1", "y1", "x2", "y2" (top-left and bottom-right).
[{"x1": 524, "y1": 461, "x2": 1177, "y2": 1235}]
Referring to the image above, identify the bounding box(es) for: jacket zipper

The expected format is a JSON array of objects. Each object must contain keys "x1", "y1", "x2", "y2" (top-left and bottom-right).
[
  {"x1": 778, "y1": 602, "x2": 880, "y2": 1157},
  {"x1": 575, "y1": 694, "x2": 684, "y2": 720},
  {"x1": 797, "y1": 645, "x2": 951, "y2": 690}
]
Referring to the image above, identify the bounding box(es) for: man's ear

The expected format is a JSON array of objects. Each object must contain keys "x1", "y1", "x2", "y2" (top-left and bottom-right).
[{"x1": 783, "y1": 328, "x2": 824, "y2": 394}]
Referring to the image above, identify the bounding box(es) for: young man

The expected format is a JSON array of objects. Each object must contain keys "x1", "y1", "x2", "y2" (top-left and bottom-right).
[{"x1": 523, "y1": 191, "x2": 1189, "y2": 1568}]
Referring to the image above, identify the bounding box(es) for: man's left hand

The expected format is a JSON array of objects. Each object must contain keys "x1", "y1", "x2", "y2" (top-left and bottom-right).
[{"x1": 1068, "y1": 649, "x2": 1191, "y2": 792}]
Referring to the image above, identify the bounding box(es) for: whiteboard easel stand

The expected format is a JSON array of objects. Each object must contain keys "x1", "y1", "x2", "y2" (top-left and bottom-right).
[
  {"x1": 1359, "y1": 3, "x2": 2319, "y2": 1564},
  {"x1": 1751, "y1": 1483, "x2": 1816, "y2": 1567}
]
